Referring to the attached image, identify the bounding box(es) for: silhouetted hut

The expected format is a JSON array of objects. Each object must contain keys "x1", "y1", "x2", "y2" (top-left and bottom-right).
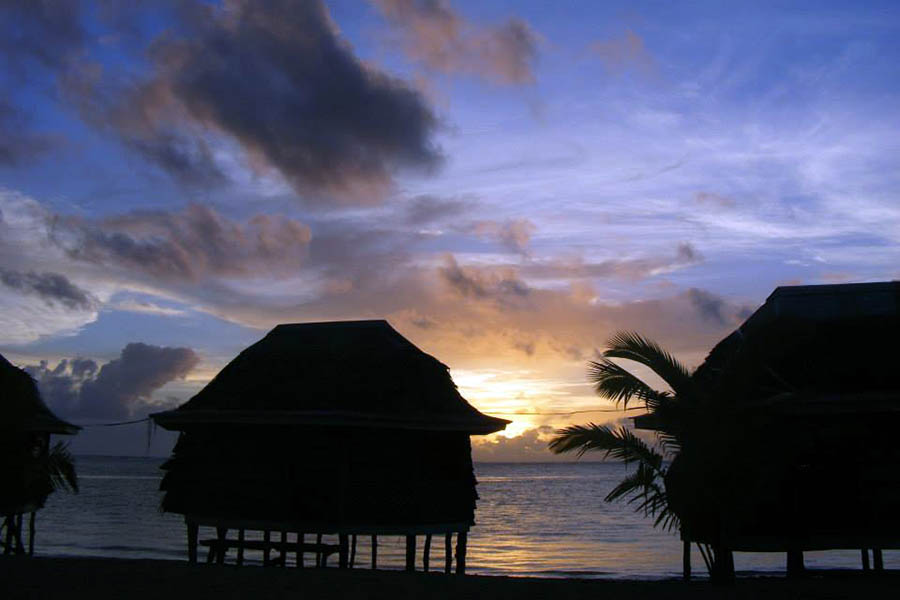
[
  {"x1": 151, "y1": 320, "x2": 508, "y2": 572},
  {"x1": 639, "y1": 282, "x2": 900, "y2": 575},
  {"x1": 1, "y1": 353, "x2": 80, "y2": 555}
]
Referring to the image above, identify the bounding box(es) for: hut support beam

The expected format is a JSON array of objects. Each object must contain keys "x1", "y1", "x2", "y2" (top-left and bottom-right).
[
  {"x1": 280, "y1": 531, "x2": 287, "y2": 566},
  {"x1": 186, "y1": 521, "x2": 198, "y2": 564},
  {"x1": 786, "y1": 550, "x2": 804, "y2": 577},
  {"x1": 14, "y1": 514, "x2": 24, "y2": 553},
  {"x1": 405, "y1": 535, "x2": 416, "y2": 572},
  {"x1": 215, "y1": 527, "x2": 227, "y2": 565},
  {"x1": 350, "y1": 534, "x2": 357, "y2": 568},
  {"x1": 861, "y1": 548, "x2": 870, "y2": 571},
  {"x1": 444, "y1": 533, "x2": 452, "y2": 574},
  {"x1": 682, "y1": 538, "x2": 691, "y2": 581},
  {"x1": 263, "y1": 531, "x2": 271, "y2": 565},
  {"x1": 339, "y1": 534, "x2": 349, "y2": 569},
  {"x1": 28, "y1": 512, "x2": 35, "y2": 557},
  {"x1": 236, "y1": 529, "x2": 245, "y2": 566},
  {"x1": 371, "y1": 535, "x2": 377, "y2": 570},
  {"x1": 455, "y1": 531, "x2": 467, "y2": 575},
  {"x1": 423, "y1": 533, "x2": 432, "y2": 572},
  {"x1": 298, "y1": 533, "x2": 305, "y2": 568},
  {"x1": 315, "y1": 533, "x2": 322, "y2": 567},
  {"x1": 873, "y1": 548, "x2": 884, "y2": 571}
]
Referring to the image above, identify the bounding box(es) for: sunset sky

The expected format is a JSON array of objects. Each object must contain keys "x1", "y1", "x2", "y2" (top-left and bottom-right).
[{"x1": 2, "y1": 0, "x2": 899, "y2": 458}]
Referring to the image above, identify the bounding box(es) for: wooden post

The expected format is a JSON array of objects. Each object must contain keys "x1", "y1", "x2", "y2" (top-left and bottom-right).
[
  {"x1": 455, "y1": 531, "x2": 467, "y2": 575},
  {"x1": 216, "y1": 527, "x2": 227, "y2": 565},
  {"x1": 873, "y1": 548, "x2": 884, "y2": 571},
  {"x1": 315, "y1": 533, "x2": 322, "y2": 567},
  {"x1": 423, "y1": 534, "x2": 432, "y2": 572},
  {"x1": 280, "y1": 531, "x2": 287, "y2": 567},
  {"x1": 187, "y1": 521, "x2": 199, "y2": 564},
  {"x1": 339, "y1": 534, "x2": 349, "y2": 569},
  {"x1": 444, "y1": 533, "x2": 452, "y2": 574},
  {"x1": 263, "y1": 530, "x2": 271, "y2": 565},
  {"x1": 4, "y1": 516, "x2": 12, "y2": 555},
  {"x1": 297, "y1": 533, "x2": 305, "y2": 568},
  {"x1": 28, "y1": 512, "x2": 35, "y2": 557},
  {"x1": 14, "y1": 514, "x2": 24, "y2": 553},
  {"x1": 371, "y1": 535, "x2": 378, "y2": 570},
  {"x1": 405, "y1": 535, "x2": 416, "y2": 572},
  {"x1": 861, "y1": 548, "x2": 870, "y2": 571},
  {"x1": 682, "y1": 538, "x2": 691, "y2": 581},
  {"x1": 350, "y1": 534, "x2": 357, "y2": 568},
  {"x1": 786, "y1": 550, "x2": 804, "y2": 577},
  {"x1": 237, "y1": 528, "x2": 245, "y2": 566}
]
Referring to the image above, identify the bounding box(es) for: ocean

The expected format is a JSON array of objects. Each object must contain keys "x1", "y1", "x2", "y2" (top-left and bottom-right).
[{"x1": 32, "y1": 456, "x2": 896, "y2": 579}]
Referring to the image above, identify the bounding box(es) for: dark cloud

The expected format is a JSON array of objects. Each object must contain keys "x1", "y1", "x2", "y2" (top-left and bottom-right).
[
  {"x1": 439, "y1": 255, "x2": 531, "y2": 303},
  {"x1": 405, "y1": 194, "x2": 470, "y2": 225},
  {"x1": 26, "y1": 342, "x2": 199, "y2": 420},
  {"x1": 0, "y1": 99, "x2": 55, "y2": 166},
  {"x1": 0, "y1": 0, "x2": 85, "y2": 74},
  {"x1": 50, "y1": 203, "x2": 312, "y2": 282},
  {"x1": 686, "y1": 288, "x2": 753, "y2": 327},
  {"x1": 66, "y1": 0, "x2": 440, "y2": 201},
  {"x1": 0, "y1": 268, "x2": 95, "y2": 310},
  {"x1": 373, "y1": 0, "x2": 539, "y2": 85}
]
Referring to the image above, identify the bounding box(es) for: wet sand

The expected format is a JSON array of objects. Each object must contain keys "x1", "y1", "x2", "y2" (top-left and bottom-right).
[{"x1": 2, "y1": 557, "x2": 897, "y2": 600}]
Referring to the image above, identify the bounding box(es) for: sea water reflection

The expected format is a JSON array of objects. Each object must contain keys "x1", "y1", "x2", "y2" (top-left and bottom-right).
[{"x1": 34, "y1": 457, "x2": 897, "y2": 579}]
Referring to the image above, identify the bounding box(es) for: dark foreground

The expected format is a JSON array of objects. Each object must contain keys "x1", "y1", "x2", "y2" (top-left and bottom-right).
[{"x1": 2, "y1": 557, "x2": 898, "y2": 600}]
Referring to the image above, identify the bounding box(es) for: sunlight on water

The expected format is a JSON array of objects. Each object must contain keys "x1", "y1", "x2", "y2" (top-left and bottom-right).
[{"x1": 33, "y1": 457, "x2": 898, "y2": 579}]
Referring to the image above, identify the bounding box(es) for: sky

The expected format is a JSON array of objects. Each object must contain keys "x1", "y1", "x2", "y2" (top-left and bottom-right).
[{"x1": 2, "y1": 0, "x2": 899, "y2": 459}]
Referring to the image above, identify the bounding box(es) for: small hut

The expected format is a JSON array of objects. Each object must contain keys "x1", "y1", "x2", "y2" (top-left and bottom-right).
[
  {"x1": 639, "y1": 282, "x2": 900, "y2": 575},
  {"x1": 151, "y1": 320, "x2": 508, "y2": 572},
  {"x1": 1, "y1": 353, "x2": 80, "y2": 555}
]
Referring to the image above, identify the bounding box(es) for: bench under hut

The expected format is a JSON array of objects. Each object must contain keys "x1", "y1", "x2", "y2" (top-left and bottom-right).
[
  {"x1": 151, "y1": 320, "x2": 508, "y2": 573},
  {"x1": 637, "y1": 281, "x2": 900, "y2": 577},
  {"x1": 1, "y1": 353, "x2": 79, "y2": 555}
]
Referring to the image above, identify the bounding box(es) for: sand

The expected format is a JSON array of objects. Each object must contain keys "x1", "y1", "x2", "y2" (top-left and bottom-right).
[{"x1": 2, "y1": 557, "x2": 898, "y2": 600}]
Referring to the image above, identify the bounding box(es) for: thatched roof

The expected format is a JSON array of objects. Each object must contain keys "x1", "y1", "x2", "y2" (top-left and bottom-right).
[
  {"x1": 152, "y1": 320, "x2": 509, "y2": 434},
  {"x1": 0, "y1": 353, "x2": 80, "y2": 435},
  {"x1": 694, "y1": 281, "x2": 900, "y2": 413}
]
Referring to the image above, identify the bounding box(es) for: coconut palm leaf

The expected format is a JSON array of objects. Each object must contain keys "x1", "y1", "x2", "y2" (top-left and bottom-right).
[
  {"x1": 604, "y1": 332, "x2": 695, "y2": 398},
  {"x1": 548, "y1": 423, "x2": 665, "y2": 468},
  {"x1": 44, "y1": 442, "x2": 78, "y2": 494},
  {"x1": 588, "y1": 358, "x2": 672, "y2": 410}
]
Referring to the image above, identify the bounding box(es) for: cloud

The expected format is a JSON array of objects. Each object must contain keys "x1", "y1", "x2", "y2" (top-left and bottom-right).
[
  {"x1": 405, "y1": 194, "x2": 470, "y2": 225},
  {"x1": 63, "y1": 0, "x2": 441, "y2": 202},
  {"x1": 471, "y1": 426, "x2": 558, "y2": 462},
  {"x1": 373, "y1": 0, "x2": 539, "y2": 85},
  {"x1": 0, "y1": 99, "x2": 55, "y2": 166},
  {"x1": 50, "y1": 203, "x2": 312, "y2": 282},
  {"x1": 0, "y1": 268, "x2": 95, "y2": 310},
  {"x1": 25, "y1": 342, "x2": 199, "y2": 420},
  {"x1": 468, "y1": 218, "x2": 536, "y2": 254},
  {"x1": 590, "y1": 28, "x2": 654, "y2": 75},
  {"x1": 521, "y1": 242, "x2": 702, "y2": 281},
  {"x1": 439, "y1": 254, "x2": 531, "y2": 304}
]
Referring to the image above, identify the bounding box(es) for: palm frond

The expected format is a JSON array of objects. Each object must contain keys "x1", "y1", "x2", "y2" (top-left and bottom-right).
[
  {"x1": 603, "y1": 332, "x2": 694, "y2": 398},
  {"x1": 588, "y1": 358, "x2": 670, "y2": 410},
  {"x1": 44, "y1": 442, "x2": 78, "y2": 494},
  {"x1": 548, "y1": 424, "x2": 665, "y2": 470}
]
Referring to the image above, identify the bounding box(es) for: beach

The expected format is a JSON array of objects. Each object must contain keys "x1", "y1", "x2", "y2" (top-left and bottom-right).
[{"x1": 3, "y1": 557, "x2": 898, "y2": 600}]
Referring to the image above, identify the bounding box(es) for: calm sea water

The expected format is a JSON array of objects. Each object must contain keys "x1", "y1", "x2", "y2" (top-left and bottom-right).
[{"x1": 33, "y1": 456, "x2": 897, "y2": 579}]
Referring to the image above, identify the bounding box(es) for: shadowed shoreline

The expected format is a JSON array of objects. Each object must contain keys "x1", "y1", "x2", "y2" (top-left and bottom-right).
[{"x1": 3, "y1": 557, "x2": 898, "y2": 600}]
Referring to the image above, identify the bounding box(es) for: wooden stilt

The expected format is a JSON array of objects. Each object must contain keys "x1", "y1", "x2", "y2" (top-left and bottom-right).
[
  {"x1": 263, "y1": 531, "x2": 271, "y2": 565},
  {"x1": 350, "y1": 534, "x2": 357, "y2": 568},
  {"x1": 14, "y1": 514, "x2": 24, "y2": 553},
  {"x1": 405, "y1": 535, "x2": 416, "y2": 572},
  {"x1": 874, "y1": 548, "x2": 884, "y2": 571},
  {"x1": 786, "y1": 549, "x2": 804, "y2": 577},
  {"x1": 861, "y1": 548, "x2": 870, "y2": 571},
  {"x1": 187, "y1": 521, "x2": 199, "y2": 564},
  {"x1": 423, "y1": 533, "x2": 432, "y2": 572},
  {"x1": 339, "y1": 534, "x2": 349, "y2": 569},
  {"x1": 237, "y1": 529, "x2": 245, "y2": 566},
  {"x1": 682, "y1": 538, "x2": 691, "y2": 581},
  {"x1": 28, "y1": 512, "x2": 35, "y2": 557},
  {"x1": 455, "y1": 531, "x2": 467, "y2": 575},
  {"x1": 280, "y1": 531, "x2": 287, "y2": 566},
  {"x1": 297, "y1": 533, "x2": 305, "y2": 568},
  {"x1": 315, "y1": 533, "x2": 322, "y2": 567},
  {"x1": 371, "y1": 535, "x2": 378, "y2": 570},
  {"x1": 444, "y1": 533, "x2": 452, "y2": 574},
  {"x1": 215, "y1": 527, "x2": 227, "y2": 565}
]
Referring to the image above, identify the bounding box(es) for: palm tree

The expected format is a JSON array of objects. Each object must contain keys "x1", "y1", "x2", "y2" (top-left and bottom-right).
[{"x1": 548, "y1": 332, "x2": 737, "y2": 581}]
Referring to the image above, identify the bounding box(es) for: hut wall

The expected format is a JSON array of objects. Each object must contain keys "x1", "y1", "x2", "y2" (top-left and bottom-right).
[{"x1": 160, "y1": 425, "x2": 478, "y2": 528}]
